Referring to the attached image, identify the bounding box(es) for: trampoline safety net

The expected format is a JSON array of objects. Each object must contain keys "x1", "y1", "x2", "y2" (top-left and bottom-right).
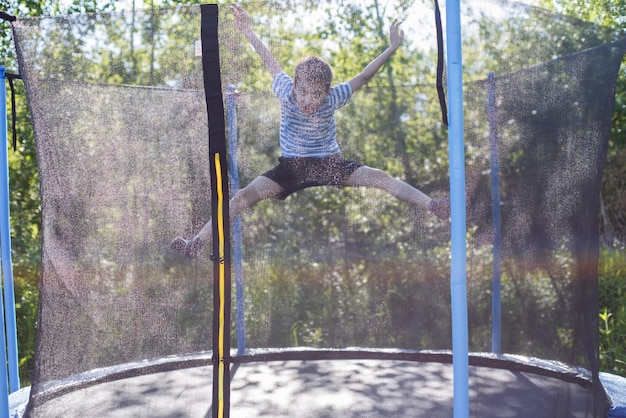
[{"x1": 10, "y1": 1, "x2": 626, "y2": 417}]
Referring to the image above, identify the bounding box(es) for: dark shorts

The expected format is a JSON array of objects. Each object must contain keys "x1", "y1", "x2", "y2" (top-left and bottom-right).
[{"x1": 262, "y1": 156, "x2": 362, "y2": 200}]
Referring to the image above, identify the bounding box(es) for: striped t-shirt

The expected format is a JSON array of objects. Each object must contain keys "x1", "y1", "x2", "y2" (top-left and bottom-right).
[{"x1": 272, "y1": 71, "x2": 352, "y2": 158}]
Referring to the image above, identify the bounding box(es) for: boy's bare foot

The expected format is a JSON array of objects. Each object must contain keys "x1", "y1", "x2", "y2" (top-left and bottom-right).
[
  {"x1": 429, "y1": 197, "x2": 451, "y2": 220},
  {"x1": 171, "y1": 236, "x2": 205, "y2": 259}
]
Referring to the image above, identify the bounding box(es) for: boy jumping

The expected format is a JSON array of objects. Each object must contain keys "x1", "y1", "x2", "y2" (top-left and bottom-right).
[{"x1": 172, "y1": 4, "x2": 450, "y2": 259}]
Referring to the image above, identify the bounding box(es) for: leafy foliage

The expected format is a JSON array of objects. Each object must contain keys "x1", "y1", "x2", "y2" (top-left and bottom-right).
[
  {"x1": 1, "y1": 0, "x2": 624, "y2": 387},
  {"x1": 1, "y1": 0, "x2": 116, "y2": 387},
  {"x1": 542, "y1": 0, "x2": 626, "y2": 245},
  {"x1": 598, "y1": 246, "x2": 626, "y2": 377},
  {"x1": 541, "y1": 0, "x2": 626, "y2": 378}
]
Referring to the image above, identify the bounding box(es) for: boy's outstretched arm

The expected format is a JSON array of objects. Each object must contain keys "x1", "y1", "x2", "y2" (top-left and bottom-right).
[
  {"x1": 348, "y1": 20, "x2": 404, "y2": 93},
  {"x1": 232, "y1": 4, "x2": 282, "y2": 77}
]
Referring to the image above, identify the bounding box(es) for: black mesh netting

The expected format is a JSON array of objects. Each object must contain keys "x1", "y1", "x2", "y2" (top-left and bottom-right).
[{"x1": 11, "y1": 1, "x2": 626, "y2": 416}]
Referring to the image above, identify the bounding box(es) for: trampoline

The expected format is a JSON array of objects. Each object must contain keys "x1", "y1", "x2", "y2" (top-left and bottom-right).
[
  {"x1": 2, "y1": 1, "x2": 626, "y2": 417},
  {"x1": 7, "y1": 350, "x2": 600, "y2": 417}
]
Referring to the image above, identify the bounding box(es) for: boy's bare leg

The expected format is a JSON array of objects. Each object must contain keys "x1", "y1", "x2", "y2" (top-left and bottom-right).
[
  {"x1": 172, "y1": 175, "x2": 284, "y2": 258},
  {"x1": 345, "y1": 165, "x2": 450, "y2": 219},
  {"x1": 195, "y1": 175, "x2": 283, "y2": 242}
]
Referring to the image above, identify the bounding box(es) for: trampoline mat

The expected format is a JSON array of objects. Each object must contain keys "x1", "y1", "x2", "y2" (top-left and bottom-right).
[{"x1": 30, "y1": 359, "x2": 592, "y2": 417}]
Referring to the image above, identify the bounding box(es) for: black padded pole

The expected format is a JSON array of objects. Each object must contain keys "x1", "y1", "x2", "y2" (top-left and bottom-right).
[
  {"x1": 434, "y1": 0, "x2": 448, "y2": 126},
  {"x1": 0, "y1": 11, "x2": 16, "y2": 22},
  {"x1": 201, "y1": 4, "x2": 231, "y2": 418},
  {"x1": 4, "y1": 73, "x2": 21, "y2": 150}
]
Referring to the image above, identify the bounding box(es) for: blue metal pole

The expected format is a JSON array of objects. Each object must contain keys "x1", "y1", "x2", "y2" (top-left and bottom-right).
[
  {"x1": 487, "y1": 73, "x2": 502, "y2": 355},
  {"x1": 445, "y1": 2, "x2": 469, "y2": 418},
  {"x1": 1, "y1": 69, "x2": 20, "y2": 394},
  {"x1": 0, "y1": 66, "x2": 15, "y2": 416},
  {"x1": 227, "y1": 85, "x2": 246, "y2": 355}
]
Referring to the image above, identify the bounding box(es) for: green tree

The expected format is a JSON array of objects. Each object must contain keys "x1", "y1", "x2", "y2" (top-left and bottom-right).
[
  {"x1": 4, "y1": 0, "x2": 624, "y2": 387},
  {"x1": 539, "y1": 0, "x2": 626, "y2": 377},
  {"x1": 1, "y1": 0, "x2": 116, "y2": 386},
  {"x1": 540, "y1": 0, "x2": 626, "y2": 244}
]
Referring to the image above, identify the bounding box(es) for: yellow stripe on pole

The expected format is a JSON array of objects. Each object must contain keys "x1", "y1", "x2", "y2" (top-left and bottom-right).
[{"x1": 215, "y1": 153, "x2": 226, "y2": 418}]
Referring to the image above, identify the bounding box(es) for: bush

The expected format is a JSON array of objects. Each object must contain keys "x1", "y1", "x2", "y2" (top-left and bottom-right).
[
  {"x1": 598, "y1": 245, "x2": 626, "y2": 377},
  {"x1": 13, "y1": 266, "x2": 39, "y2": 387}
]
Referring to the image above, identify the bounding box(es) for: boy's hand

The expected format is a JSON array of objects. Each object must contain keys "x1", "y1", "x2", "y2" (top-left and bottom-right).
[
  {"x1": 389, "y1": 20, "x2": 404, "y2": 50},
  {"x1": 348, "y1": 19, "x2": 404, "y2": 92},
  {"x1": 232, "y1": 4, "x2": 253, "y2": 34}
]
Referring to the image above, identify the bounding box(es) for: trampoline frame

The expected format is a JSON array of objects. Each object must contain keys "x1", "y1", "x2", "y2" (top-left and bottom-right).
[{"x1": 12, "y1": 348, "x2": 594, "y2": 413}]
